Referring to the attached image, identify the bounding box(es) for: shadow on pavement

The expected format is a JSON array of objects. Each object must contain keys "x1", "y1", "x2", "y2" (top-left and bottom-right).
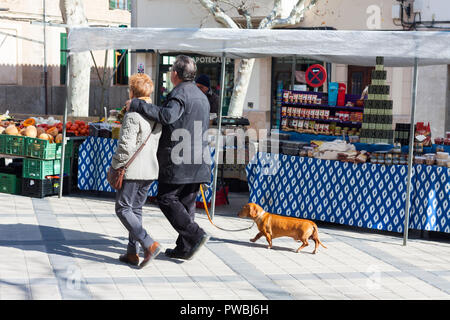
[
  {"x1": 208, "y1": 236, "x2": 309, "y2": 254},
  {"x1": 0, "y1": 223, "x2": 140, "y2": 267}
]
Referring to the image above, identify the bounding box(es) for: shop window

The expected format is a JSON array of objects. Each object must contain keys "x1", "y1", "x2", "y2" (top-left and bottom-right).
[
  {"x1": 109, "y1": 0, "x2": 131, "y2": 11},
  {"x1": 347, "y1": 65, "x2": 374, "y2": 95},
  {"x1": 60, "y1": 33, "x2": 67, "y2": 85},
  {"x1": 157, "y1": 53, "x2": 234, "y2": 115},
  {"x1": 271, "y1": 57, "x2": 325, "y2": 129}
]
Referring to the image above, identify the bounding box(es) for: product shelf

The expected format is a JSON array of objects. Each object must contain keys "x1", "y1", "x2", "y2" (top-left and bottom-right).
[{"x1": 281, "y1": 115, "x2": 362, "y2": 126}]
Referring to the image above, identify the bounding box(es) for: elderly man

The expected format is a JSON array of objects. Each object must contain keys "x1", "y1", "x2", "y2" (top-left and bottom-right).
[{"x1": 126, "y1": 55, "x2": 210, "y2": 260}]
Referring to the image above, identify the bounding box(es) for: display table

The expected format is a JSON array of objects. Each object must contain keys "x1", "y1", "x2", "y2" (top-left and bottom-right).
[
  {"x1": 77, "y1": 136, "x2": 215, "y2": 202},
  {"x1": 280, "y1": 130, "x2": 450, "y2": 154},
  {"x1": 246, "y1": 152, "x2": 450, "y2": 234}
]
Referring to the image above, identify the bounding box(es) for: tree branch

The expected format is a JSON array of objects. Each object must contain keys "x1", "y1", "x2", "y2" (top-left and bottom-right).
[
  {"x1": 268, "y1": 0, "x2": 318, "y2": 29},
  {"x1": 198, "y1": 0, "x2": 240, "y2": 28},
  {"x1": 258, "y1": 0, "x2": 283, "y2": 29},
  {"x1": 237, "y1": 6, "x2": 253, "y2": 29}
]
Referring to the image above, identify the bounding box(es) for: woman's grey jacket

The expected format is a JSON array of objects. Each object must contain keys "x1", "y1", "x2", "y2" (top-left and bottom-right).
[{"x1": 111, "y1": 107, "x2": 162, "y2": 180}]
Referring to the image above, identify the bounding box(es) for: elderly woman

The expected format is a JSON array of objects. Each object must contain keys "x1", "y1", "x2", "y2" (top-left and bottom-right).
[{"x1": 111, "y1": 73, "x2": 162, "y2": 269}]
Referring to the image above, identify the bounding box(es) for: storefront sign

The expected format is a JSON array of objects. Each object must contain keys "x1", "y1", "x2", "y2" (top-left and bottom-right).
[
  {"x1": 193, "y1": 56, "x2": 232, "y2": 65},
  {"x1": 305, "y1": 64, "x2": 327, "y2": 88}
]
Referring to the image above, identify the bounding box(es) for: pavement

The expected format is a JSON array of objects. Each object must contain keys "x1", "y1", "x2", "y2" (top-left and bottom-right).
[{"x1": 0, "y1": 191, "x2": 449, "y2": 300}]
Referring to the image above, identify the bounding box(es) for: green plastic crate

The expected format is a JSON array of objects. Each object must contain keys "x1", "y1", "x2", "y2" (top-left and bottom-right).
[
  {"x1": 53, "y1": 158, "x2": 71, "y2": 177},
  {"x1": 4, "y1": 135, "x2": 26, "y2": 156},
  {"x1": 55, "y1": 139, "x2": 74, "y2": 158},
  {"x1": 0, "y1": 135, "x2": 5, "y2": 154},
  {"x1": 0, "y1": 173, "x2": 21, "y2": 195},
  {"x1": 23, "y1": 158, "x2": 70, "y2": 180},
  {"x1": 25, "y1": 137, "x2": 57, "y2": 159}
]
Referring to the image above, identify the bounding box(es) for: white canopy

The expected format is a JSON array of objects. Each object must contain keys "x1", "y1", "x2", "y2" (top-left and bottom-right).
[{"x1": 68, "y1": 27, "x2": 450, "y2": 66}]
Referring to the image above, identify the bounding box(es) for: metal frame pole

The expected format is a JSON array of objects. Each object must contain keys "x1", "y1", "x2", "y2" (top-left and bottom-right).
[
  {"x1": 154, "y1": 50, "x2": 160, "y2": 104},
  {"x1": 403, "y1": 57, "x2": 419, "y2": 246},
  {"x1": 291, "y1": 55, "x2": 296, "y2": 90},
  {"x1": 58, "y1": 53, "x2": 71, "y2": 198},
  {"x1": 210, "y1": 52, "x2": 227, "y2": 221}
]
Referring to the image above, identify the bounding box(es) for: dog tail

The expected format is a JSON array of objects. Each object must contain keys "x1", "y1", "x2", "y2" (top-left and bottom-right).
[{"x1": 313, "y1": 224, "x2": 327, "y2": 249}]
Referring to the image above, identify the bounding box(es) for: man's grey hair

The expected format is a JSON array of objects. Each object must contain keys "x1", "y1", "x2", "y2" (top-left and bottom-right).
[{"x1": 172, "y1": 55, "x2": 197, "y2": 81}]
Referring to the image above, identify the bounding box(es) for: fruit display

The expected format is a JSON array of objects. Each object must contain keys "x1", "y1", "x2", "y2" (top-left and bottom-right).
[
  {"x1": 65, "y1": 120, "x2": 89, "y2": 136},
  {"x1": 0, "y1": 117, "x2": 90, "y2": 138}
]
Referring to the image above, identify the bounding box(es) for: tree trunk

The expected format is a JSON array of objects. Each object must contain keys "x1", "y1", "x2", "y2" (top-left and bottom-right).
[
  {"x1": 227, "y1": 58, "x2": 255, "y2": 117},
  {"x1": 60, "y1": 0, "x2": 91, "y2": 117}
]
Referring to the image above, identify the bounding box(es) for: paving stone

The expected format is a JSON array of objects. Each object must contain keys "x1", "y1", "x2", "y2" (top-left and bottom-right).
[{"x1": 1, "y1": 193, "x2": 449, "y2": 300}]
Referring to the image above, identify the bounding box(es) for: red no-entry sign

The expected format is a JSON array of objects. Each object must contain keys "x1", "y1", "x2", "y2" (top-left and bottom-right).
[{"x1": 305, "y1": 64, "x2": 327, "y2": 88}]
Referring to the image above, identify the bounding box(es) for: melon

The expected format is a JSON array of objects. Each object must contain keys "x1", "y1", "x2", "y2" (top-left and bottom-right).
[
  {"x1": 25, "y1": 125, "x2": 37, "y2": 138},
  {"x1": 39, "y1": 133, "x2": 51, "y2": 140},
  {"x1": 55, "y1": 133, "x2": 63, "y2": 144},
  {"x1": 5, "y1": 125, "x2": 19, "y2": 135}
]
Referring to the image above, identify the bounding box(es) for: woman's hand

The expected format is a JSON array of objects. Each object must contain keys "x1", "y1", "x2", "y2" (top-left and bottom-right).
[{"x1": 125, "y1": 99, "x2": 131, "y2": 112}]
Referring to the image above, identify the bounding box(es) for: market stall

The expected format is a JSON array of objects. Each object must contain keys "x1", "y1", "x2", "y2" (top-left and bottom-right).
[
  {"x1": 0, "y1": 113, "x2": 89, "y2": 198},
  {"x1": 63, "y1": 27, "x2": 450, "y2": 243}
]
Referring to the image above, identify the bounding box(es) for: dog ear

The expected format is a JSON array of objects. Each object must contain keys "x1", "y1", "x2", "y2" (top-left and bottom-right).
[{"x1": 248, "y1": 203, "x2": 258, "y2": 218}]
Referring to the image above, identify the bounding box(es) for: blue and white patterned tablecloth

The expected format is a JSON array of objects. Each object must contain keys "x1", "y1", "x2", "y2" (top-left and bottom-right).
[
  {"x1": 77, "y1": 136, "x2": 215, "y2": 202},
  {"x1": 246, "y1": 153, "x2": 450, "y2": 234}
]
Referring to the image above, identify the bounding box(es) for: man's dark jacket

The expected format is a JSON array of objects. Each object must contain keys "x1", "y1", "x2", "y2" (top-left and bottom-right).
[
  {"x1": 129, "y1": 81, "x2": 211, "y2": 184},
  {"x1": 206, "y1": 89, "x2": 219, "y2": 114}
]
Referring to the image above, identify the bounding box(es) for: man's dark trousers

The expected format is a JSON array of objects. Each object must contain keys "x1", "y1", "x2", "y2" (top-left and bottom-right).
[{"x1": 157, "y1": 182, "x2": 206, "y2": 254}]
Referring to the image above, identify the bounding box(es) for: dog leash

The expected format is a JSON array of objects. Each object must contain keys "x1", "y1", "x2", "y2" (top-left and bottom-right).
[{"x1": 199, "y1": 185, "x2": 255, "y2": 232}]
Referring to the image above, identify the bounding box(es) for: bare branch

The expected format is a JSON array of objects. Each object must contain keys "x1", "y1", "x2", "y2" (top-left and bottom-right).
[
  {"x1": 258, "y1": 0, "x2": 283, "y2": 29},
  {"x1": 268, "y1": 0, "x2": 318, "y2": 29},
  {"x1": 198, "y1": 0, "x2": 240, "y2": 28},
  {"x1": 237, "y1": 7, "x2": 253, "y2": 29},
  {"x1": 215, "y1": 0, "x2": 253, "y2": 29}
]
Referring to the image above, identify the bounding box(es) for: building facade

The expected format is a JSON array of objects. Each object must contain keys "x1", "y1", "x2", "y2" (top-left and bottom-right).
[
  {"x1": 133, "y1": 0, "x2": 449, "y2": 136},
  {"x1": 0, "y1": 0, "x2": 131, "y2": 116}
]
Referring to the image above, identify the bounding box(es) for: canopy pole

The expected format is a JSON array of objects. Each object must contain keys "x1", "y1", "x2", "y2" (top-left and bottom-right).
[
  {"x1": 58, "y1": 53, "x2": 71, "y2": 198},
  {"x1": 290, "y1": 55, "x2": 296, "y2": 90},
  {"x1": 154, "y1": 50, "x2": 160, "y2": 104},
  {"x1": 403, "y1": 57, "x2": 419, "y2": 246},
  {"x1": 210, "y1": 52, "x2": 227, "y2": 221}
]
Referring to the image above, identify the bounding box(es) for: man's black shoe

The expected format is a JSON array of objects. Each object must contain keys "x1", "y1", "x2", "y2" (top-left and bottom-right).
[
  {"x1": 185, "y1": 234, "x2": 210, "y2": 260},
  {"x1": 165, "y1": 248, "x2": 190, "y2": 260}
]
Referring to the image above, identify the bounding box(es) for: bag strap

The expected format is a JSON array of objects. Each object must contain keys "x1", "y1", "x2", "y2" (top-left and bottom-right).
[{"x1": 123, "y1": 121, "x2": 158, "y2": 170}]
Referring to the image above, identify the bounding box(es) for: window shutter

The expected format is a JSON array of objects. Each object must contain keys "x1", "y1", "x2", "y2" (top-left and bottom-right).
[{"x1": 60, "y1": 33, "x2": 67, "y2": 85}]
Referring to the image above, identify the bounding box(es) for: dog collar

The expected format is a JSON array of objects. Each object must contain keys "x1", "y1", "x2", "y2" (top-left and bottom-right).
[{"x1": 255, "y1": 210, "x2": 268, "y2": 222}]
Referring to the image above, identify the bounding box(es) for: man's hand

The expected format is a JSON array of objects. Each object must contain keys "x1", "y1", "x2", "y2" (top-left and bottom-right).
[{"x1": 125, "y1": 99, "x2": 132, "y2": 112}]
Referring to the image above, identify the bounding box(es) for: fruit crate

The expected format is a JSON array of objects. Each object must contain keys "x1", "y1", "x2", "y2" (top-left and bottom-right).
[
  {"x1": 23, "y1": 158, "x2": 70, "y2": 180},
  {"x1": 0, "y1": 135, "x2": 5, "y2": 154},
  {"x1": 55, "y1": 139, "x2": 74, "y2": 158},
  {"x1": 24, "y1": 137, "x2": 57, "y2": 160},
  {"x1": 0, "y1": 173, "x2": 21, "y2": 195},
  {"x1": 21, "y1": 176, "x2": 70, "y2": 198},
  {"x1": 3, "y1": 135, "x2": 26, "y2": 156},
  {"x1": 22, "y1": 177, "x2": 54, "y2": 198},
  {"x1": 50, "y1": 175, "x2": 71, "y2": 195}
]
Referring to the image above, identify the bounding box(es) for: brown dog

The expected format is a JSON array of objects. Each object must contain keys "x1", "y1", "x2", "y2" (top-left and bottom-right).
[{"x1": 238, "y1": 203, "x2": 327, "y2": 254}]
